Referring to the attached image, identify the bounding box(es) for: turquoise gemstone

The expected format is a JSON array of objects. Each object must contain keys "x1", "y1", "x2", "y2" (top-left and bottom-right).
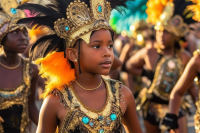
[
  {"x1": 11, "y1": 8, "x2": 17, "y2": 14},
  {"x1": 98, "y1": 5, "x2": 102, "y2": 12},
  {"x1": 163, "y1": 81, "x2": 168, "y2": 84},
  {"x1": 82, "y1": 117, "x2": 89, "y2": 124},
  {"x1": 98, "y1": 115, "x2": 103, "y2": 121},
  {"x1": 110, "y1": 114, "x2": 117, "y2": 121},
  {"x1": 89, "y1": 122, "x2": 94, "y2": 126},
  {"x1": 106, "y1": 119, "x2": 111, "y2": 124},
  {"x1": 65, "y1": 26, "x2": 69, "y2": 31},
  {"x1": 99, "y1": 129, "x2": 104, "y2": 133}
]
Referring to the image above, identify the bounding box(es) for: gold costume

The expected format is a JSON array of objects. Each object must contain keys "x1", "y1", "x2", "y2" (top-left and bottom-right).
[
  {"x1": 0, "y1": 58, "x2": 31, "y2": 133},
  {"x1": 50, "y1": 78, "x2": 124, "y2": 133}
]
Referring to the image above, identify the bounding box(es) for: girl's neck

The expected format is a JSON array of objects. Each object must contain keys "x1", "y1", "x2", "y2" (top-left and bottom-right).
[
  {"x1": 75, "y1": 72, "x2": 102, "y2": 89},
  {"x1": 0, "y1": 50, "x2": 20, "y2": 65},
  {"x1": 159, "y1": 46, "x2": 175, "y2": 56}
]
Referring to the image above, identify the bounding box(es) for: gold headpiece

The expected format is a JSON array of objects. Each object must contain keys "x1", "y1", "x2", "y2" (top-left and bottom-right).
[
  {"x1": 54, "y1": 0, "x2": 112, "y2": 48},
  {"x1": 0, "y1": 0, "x2": 27, "y2": 45},
  {"x1": 146, "y1": 0, "x2": 190, "y2": 37},
  {"x1": 130, "y1": 20, "x2": 153, "y2": 46}
]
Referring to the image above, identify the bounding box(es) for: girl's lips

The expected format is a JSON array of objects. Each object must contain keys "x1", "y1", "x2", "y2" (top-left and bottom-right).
[
  {"x1": 18, "y1": 44, "x2": 27, "y2": 48},
  {"x1": 100, "y1": 63, "x2": 111, "y2": 68},
  {"x1": 100, "y1": 61, "x2": 112, "y2": 68}
]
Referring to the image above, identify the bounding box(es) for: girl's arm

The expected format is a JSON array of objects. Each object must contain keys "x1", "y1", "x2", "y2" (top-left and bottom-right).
[
  {"x1": 126, "y1": 48, "x2": 146, "y2": 76},
  {"x1": 28, "y1": 64, "x2": 39, "y2": 125},
  {"x1": 121, "y1": 85, "x2": 143, "y2": 133},
  {"x1": 169, "y1": 55, "x2": 199, "y2": 115},
  {"x1": 36, "y1": 95, "x2": 60, "y2": 133}
]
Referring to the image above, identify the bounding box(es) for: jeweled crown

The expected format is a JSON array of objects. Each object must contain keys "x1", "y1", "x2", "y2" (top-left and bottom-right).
[
  {"x1": 54, "y1": 0, "x2": 112, "y2": 48},
  {"x1": 0, "y1": 0, "x2": 27, "y2": 45}
]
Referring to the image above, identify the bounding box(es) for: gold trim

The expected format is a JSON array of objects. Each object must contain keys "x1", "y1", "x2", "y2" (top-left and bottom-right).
[
  {"x1": 71, "y1": 77, "x2": 109, "y2": 113},
  {"x1": 0, "y1": 58, "x2": 31, "y2": 133}
]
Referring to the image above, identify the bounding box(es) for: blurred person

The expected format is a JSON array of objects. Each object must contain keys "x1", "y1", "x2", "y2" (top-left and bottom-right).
[
  {"x1": 0, "y1": 0, "x2": 39, "y2": 132},
  {"x1": 120, "y1": 20, "x2": 155, "y2": 97},
  {"x1": 162, "y1": 1, "x2": 200, "y2": 132},
  {"x1": 126, "y1": 0, "x2": 197, "y2": 133}
]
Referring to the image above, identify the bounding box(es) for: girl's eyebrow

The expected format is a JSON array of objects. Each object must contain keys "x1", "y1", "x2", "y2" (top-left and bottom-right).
[{"x1": 90, "y1": 40, "x2": 113, "y2": 43}]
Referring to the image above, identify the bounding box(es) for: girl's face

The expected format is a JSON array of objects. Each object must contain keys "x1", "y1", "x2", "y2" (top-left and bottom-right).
[
  {"x1": 2, "y1": 27, "x2": 29, "y2": 53},
  {"x1": 156, "y1": 30, "x2": 176, "y2": 49},
  {"x1": 79, "y1": 29, "x2": 114, "y2": 75}
]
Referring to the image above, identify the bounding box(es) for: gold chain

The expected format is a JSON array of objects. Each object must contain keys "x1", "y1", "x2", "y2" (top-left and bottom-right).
[
  {"x1": 75, "y1": 79, "x2": 102, "y2": 91},
  {"x1": 0, "y1": 59, "x2": 21, "y2": 69}
]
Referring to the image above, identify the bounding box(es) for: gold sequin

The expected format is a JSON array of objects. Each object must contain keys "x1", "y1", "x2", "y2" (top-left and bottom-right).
[{"x1": 0, "y1": 58, "x2": 31, "y2": 133}]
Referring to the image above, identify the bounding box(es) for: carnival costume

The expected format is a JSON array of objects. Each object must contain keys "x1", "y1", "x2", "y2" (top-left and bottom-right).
[
  {"x1": 16, "y1": 0, "x2": 131, "y2": 132},
  {"x1": 136, "y1": 0, "x2": 196, "y2": 131},
  {"x1": 162, "y1": 0, "x2": 200, "y2": 132},
  {"x1": 0, "y1": 0, "x2": 31, "y2": 133}
]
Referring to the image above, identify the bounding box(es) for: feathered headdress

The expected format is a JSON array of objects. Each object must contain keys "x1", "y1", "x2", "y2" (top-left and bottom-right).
[
  {"x1": 17, "y1": 0, "x2": 132, "y2": 99},
  {"x1": 109, "y1": 0, "x2": 147, "y2": 37},
  {"x1": 146, "y1": 0, "x2": 196, "y2": 37},
  {"x1": 0, "y1": 0, "x2": 28, "y2": 45},
  {"x1": 187, "y1": 0, "x2": 200, "y2": 22}
]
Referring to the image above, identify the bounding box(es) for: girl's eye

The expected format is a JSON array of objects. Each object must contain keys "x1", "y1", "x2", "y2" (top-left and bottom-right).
[
  {"x1": 108, "y1": 44, "x2": 113, "y2": 49},
  {"x1": 93, "y1": 45, "x2": 100, "y2": 49}
]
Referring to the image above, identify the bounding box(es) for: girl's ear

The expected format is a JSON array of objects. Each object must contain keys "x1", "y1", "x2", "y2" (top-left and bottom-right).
[{"x1": 66, "y1": 48, "x2": 78, "y2": 63}]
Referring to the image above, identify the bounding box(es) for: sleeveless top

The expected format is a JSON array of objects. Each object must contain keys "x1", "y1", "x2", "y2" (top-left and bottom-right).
[
  {"x1": 51, "y1": 78, "x2": 124, "y2": 133},
  {"x1": 149, "y1": 54, "x2": 183, "y2": 101},
  {"x1": 0, "y1": 58, "x2": 31, "y2": 133}
]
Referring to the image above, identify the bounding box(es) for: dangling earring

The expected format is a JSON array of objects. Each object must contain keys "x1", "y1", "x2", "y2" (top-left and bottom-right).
[{"x1": 75, "y1": 59, "x2": 77, "y2": 62}]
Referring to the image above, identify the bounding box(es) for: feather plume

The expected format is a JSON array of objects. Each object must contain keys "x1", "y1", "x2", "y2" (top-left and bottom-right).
[{"x1": 187, "y1": 0, "x2": 200, "y2": 22}]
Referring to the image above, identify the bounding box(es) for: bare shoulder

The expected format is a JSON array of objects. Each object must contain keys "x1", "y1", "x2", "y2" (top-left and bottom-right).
[
  {"x1": 42, "y1": 94, "x2": 63, "y2": 114},
  {"x1": 181, "y1": 49, "x2": 192, "y2": 58},
  {"x1": 180, "y1": 49, "x2": 192, "y2": 66},
  {"x1": 120, "y1": 84, "x2": 134, "y2": 99}
]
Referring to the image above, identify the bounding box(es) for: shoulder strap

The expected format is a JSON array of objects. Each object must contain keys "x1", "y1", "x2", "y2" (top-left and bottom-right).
[
  {"x1": 103, "y1": 78, "x2": 122, "y2": 106},
  {"x1": 22, "y1": 58, "x2": 31, "y2": 87}
]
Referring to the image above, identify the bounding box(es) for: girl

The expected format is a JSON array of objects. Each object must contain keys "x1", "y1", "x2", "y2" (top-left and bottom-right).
[
  {"x1": 0, "y1": 0, "x2": 39, "y2": 132},
  {"x1": 126, "y1": 0, "x2": 197, "y2": 133},
  {"x1": 17, "y1": 0, "x2": 143, "y2": 132},
  {"x1": 162, "y1": 1, "x2": 200, "y2": 132}
]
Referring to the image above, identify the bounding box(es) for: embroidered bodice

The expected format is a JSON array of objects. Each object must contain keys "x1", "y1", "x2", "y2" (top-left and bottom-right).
[
  {"x1": 51, "y1": 78, "x2": 124, "y2": 133},
  {"x1": 0, "y1": 58, "x2": 31, "y2": 133}
]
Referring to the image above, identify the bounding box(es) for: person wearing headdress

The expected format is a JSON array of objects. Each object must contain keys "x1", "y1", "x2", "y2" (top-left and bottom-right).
[
  {"x1": 125, "y1": 0, "x2": 197, "y2": 132},
  {"x1": 162, "y1": 0, "x2": 200, "y2": 132},
  {"x1": 16, "y1": 0, "x2": 143, "y2": 132},
  {"x1": 120, "y1": 19, "x2": 155, "y2": 98},
  {"x1": 0, "y1": 0, "x2": 39, "y2": 133}
]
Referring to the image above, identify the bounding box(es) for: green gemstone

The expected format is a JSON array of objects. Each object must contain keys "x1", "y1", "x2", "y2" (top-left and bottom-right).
[{"x1": 99, "y1": 129, "x2": 104, "y2": 133}]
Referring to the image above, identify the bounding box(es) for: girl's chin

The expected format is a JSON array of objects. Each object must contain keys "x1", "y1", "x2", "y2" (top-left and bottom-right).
[{"x1": 100, "y1": 71, "x2": 110, "y2": 76}]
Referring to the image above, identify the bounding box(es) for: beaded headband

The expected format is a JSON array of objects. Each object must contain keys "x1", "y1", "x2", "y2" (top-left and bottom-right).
[
  {"x1": 54, "y1": 0, "x2": 112, "y2": 48},
  {"x1": 0, "y1": 0, "x2": 27, "y2": 45}
]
